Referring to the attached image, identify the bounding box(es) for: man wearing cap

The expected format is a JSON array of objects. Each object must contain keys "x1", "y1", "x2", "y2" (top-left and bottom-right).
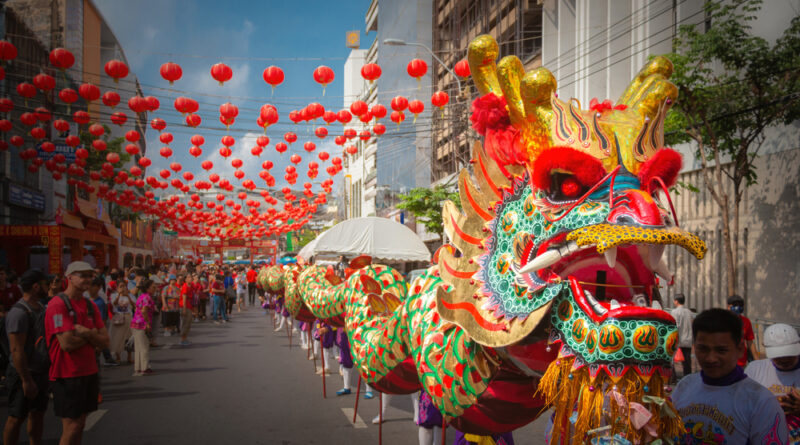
[
  {"x1": 3, "y1": 269, "x2": 50, "y2": 445},
  {"x1": 746, "y1": 323, "x2": 800, "y2": 443},
  {"x1": 727, "y1": 294, "x2": 755, "y2": 366},
  {"x1": 45, "y1": 261, "x2": 109, "y2": 445}
]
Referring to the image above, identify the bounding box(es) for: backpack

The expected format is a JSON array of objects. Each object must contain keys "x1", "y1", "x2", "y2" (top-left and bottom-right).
[
  {"x1": 57, "y1": 293, "x2": 95, "y2": 325},
  {"x1": 0, "y1": 299, "x2": 50, "y2": 374}
]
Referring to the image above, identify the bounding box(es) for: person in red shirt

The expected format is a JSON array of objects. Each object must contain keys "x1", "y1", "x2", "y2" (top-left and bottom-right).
[
  {"x1": 178, "y1": 275, "x2": 193, "y2": 346},
  {"x1": 728, "y1": 294, "x2": 755, "y2": 366},
  {"x1": 246, "y1": 266, "x2": 257, "y2": 307},
  {"x1": 0, "y1": 267, "x2": 23, "y2": 312},
  {"x1": 45, "y1": 261, "x2": 109, "y2": 444}
]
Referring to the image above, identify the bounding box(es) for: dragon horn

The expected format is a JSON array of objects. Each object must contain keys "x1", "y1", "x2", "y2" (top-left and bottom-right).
[
  {"x1": 468, "y1": 35, "x2": 502, "y2": 96},
  {"x1": 617, "y1": 56, "x2": 678, "y2": 122}
]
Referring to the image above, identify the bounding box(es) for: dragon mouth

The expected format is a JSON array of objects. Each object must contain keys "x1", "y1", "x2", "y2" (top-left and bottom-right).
[{"x1": 517, "y1": 223, "x2": 707, "y2": 321}]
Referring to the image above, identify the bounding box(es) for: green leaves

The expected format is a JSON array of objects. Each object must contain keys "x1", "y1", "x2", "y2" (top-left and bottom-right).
[{"x1": 396, "y1": 185, "x2": 460, "y2": 239}]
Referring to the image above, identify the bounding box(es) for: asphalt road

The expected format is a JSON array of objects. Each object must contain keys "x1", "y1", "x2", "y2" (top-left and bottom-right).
[{"x1": 1, "y1": 307, "x2": 548, "y2": 444}]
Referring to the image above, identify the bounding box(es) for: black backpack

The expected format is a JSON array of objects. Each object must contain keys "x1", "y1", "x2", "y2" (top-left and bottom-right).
[
  {"x1": 57, "y1": 293, "x2": 95, "y2": 324},
  {"x1": 15, "y1": 299, "x2": 50, "y2": 374},
  {"x1": 0, "y1": 299, "x2": 50, "y2": 374}
]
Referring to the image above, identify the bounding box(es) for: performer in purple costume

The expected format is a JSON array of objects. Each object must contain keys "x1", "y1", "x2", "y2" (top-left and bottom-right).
[
  {"x1": 313, "y1": 320, "x2": 335, "y2": 375},
  {"x1": 417, "y1": 390, "x2": 443, "y2": 444},
  {"x1": 453, "y1": 431, "x2": 514, "y2": 445},
  {"x1": 335, "y1": 328, "x2": 354, "y2": 395}
]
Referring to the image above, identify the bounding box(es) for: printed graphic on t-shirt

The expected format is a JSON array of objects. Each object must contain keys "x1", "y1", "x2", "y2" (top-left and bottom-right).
[{"x1": 679, "y1": 403, "x2": 731, "y2": 443}]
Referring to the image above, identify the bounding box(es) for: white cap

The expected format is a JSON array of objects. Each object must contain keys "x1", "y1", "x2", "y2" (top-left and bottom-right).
[
  {"x1": 64, "y1": 261, "x2": 94, "y2": 277},
  {"x1": 763, "y1": 323, "x2": 800, "y2": 359}
]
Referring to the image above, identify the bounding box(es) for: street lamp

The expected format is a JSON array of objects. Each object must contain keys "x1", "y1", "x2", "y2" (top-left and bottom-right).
[{"x1": 383, "y1": 38, "x2": 462, "y2": 93}]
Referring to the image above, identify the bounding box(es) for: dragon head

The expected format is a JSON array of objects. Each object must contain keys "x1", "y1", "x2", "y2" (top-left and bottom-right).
[{"x1": 436, "y1": 35, "x2": 706, "y2": 441}]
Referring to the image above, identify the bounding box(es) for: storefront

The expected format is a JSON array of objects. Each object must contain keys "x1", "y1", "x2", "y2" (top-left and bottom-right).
[{"x1": 119, "y1": 220, "x2": 154, "y2": 269}]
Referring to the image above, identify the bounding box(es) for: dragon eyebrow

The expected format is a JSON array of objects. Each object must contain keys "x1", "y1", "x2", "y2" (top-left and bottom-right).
[{"x1": 543, "y1": 166, "x2": 622, "y2": 223}]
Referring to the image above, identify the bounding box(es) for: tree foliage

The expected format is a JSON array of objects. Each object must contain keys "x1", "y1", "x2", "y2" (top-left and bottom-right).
[
  {"x1": 663, "y1": 0, "x2": 800, "y2": 295},
  {"x1": 396, "y1": 185, "x2": 460, "y2": 240}
]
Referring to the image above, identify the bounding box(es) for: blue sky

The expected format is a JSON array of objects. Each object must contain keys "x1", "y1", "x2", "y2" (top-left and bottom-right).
[{"x1": 93, "y1": 0, "x2": 374, "y2": 195}]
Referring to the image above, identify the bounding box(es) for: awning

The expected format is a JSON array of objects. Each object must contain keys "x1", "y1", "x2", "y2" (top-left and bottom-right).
[
  {"x1": 313, "y1": 217, "x2": 431, "y2": 262},
  {"x1": 104, "y1": 223, "x2": 120, "y2": 240},
  {"x1": 61, "y1": 212, "x2": 84, "y2": 230}
]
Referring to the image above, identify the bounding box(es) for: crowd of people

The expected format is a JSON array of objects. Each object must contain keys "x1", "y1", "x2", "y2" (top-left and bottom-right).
[
  {"x1": 0, "y1": 259, "x2": 798, "y2": 444},
  {"x1": 0, "y1": 260, "x2": 263, "y2": 445}
]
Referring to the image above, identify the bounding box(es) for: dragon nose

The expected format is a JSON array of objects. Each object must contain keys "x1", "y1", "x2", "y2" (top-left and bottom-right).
[{"x1": 608, "y1": 189, "x2": 666, "y2": 227}]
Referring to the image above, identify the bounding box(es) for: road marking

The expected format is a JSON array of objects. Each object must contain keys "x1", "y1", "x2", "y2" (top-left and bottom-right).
[
  {"x1": 342, "y1": 407, "x2": 367, "y2": 429},
  {"x1": 84, "y1": 409, "x2": 107, "y2": 431}
]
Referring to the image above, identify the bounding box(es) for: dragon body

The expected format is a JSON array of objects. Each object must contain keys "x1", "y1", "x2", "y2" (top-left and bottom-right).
[{"x1": 281, "y1": 35, "x2": 707, "y2": 443}]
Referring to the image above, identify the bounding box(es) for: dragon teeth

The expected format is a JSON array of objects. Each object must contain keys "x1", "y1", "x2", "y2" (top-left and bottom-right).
[
  {"x1": 603, "y1": 246, "x2": 618, "y2": 268},
  {"x1": 609, "y1": 299, "x2": 621, "y2": 310},
  {"x1": 516, "y1": 241, "x2": 580, "y2": 276}
]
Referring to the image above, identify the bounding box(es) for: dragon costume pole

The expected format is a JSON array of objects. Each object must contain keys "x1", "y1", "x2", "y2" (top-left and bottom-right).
[
  {"x1": 286, "y1": 320, "x2": 292, "y2": 349},
  {"x1": 320, "y1": 339, "x2": 327, "y2": 398},
  {"x1": 353, "y1": 375, "x2": 362, "y2": 423},
  {"x1": 378, "y1": 392, "x2": 383, "y2": 445}
]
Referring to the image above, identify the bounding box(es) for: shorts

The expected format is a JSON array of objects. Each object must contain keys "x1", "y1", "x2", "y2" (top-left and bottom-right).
[
  {"x1": 237, "y1": 292, "x2": 247, "y2": 302},
  {"x1": 6, "y1": 368, "x2": 49, "y2": 418},
  {"x1": 52, "y1": 373, "x2": 100, "y2": 418}
]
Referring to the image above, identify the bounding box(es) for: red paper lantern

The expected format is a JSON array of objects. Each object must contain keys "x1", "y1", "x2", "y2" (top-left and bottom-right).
[
  {"x1": 191, "y1": 135, "x2": 205, "y2": 146},
  {"x1": 262, "y1": 160, "x2": 274, "y2": 170},
  {"x1": 390, "y1": 110, "x2": 405, "y2": 125},
  {"x1": 159, "y1": 169, "x2": 171, "y2": 179},
  {"x1": 104, "y1": 59, "x2": 129, "y2": 83},
  {"x1": 373, "y1": 123, "x2": 386, "y2": 136},
  {"x1": 150, "y1": 118, "x2": 166, "y2": 131},
  {"x1": 371, "y1": 104, "x2": 387, "y2": 119},
  {"x1": 128, "y1": 96, "x2": 148, "y2": 113},
  {"x1": 314, "y1": 127, "x2": 328, "y2": 138},
  {"x1": 58, "y1": 88, "x2": 78, "y2": 105},
  {"x1": 343, "y1": 128, "x2": 357, "y2": 140},
  {"x1": 256, "y1": 136, "x2": 269, "y2": 147},
  {"x1": 303, "y1": 141, "x2": 316, "y2": 152},
  {"x1": 290, "y1": 154, "x2": 302, "y2": 164},
  {"x1": 138, "y1": 157, "x2": 152, "y2": 167},
  {"x1": 125, "y1": 144, "x2": 140, "y2": 155},
  {"x1": 73, "y1": 110, "x2": 91, "y2": 125},
  {"x1": 220, "y1": 102, "x2": 239, "y2": 120},
  {"x1": 106, "y1": 152, "x2": 120, "y2": 164},
  {"x1": 284, "y1": 132, "x2": 297, "y2": 144},
  {"x1": 125, "y1": 130, "x2": 140, "y2": 142},
  {"x1": 34, "y1": 107, "x2": 51, "y2": 122},
  {"x1": 170, "y1": 162, "x2": 183, "y2": 172},
  {"x1": 102, "y1": 91, "x2": 120, "y2": 108},
  {"x1": 349, "y1": 101, "x2": 368, "y2": 116},
  {"x1": 231, "y1": 158, "x2": 243, "y2": 169},
  {"x1": 65, "y1": 135, "x2": 81, "y2": 147},
  {"x1": 210, "y1": 63, "x2": 233, "y2": 85},
  {"x1": 408, "y1": 99, "x2": 424, "y2": 118},
  {"x1": 110, "y1": 111, "x2": 127, "y2": 126},
  {"x1": 318, "y1": 151, "x2": 330, "y2": 161},
  {"x1": 359, "y1": 112, "x2": 373, "y2": 123},
  {"x1": 275, "y1": 142, "x2": 288, "y2": 154},
  {"x1": 359, "y1": 130, "x2": 371, "y2": 141},
  {"x1": 391, "y1": 96, "x2": 408, "y2": 112},
  {"x1": 454, "y1": 59, "x2": 470, "y2": 78},
  {"x1": 313, "y1": 66, "x2": 335, "y2": 93},
  {"x1": 16, "y1": 83, "x2": 36, "y2": 99},
  {"x1": 160, "y1": 62, "x2": 182, "y2": 84},
  {"x1": 78, "y1": 83, "x2": 101, "y2": 102},
  {"x1": 262, "y1": 66, "x2": 284, "y2": 92},
  {"x1": 259, "y1": 104, "x2": 279, "y2": 127},
  {"x1": 360, "y1": 63, "x2": 382, "y2": 83},
  {"x1": 201, "y1": 160, "x2": 214, "y2": 170},
  {"x1": 49, "y1": 48, "x2": 75, "y2": 70},
  {"x1": 9, "y1": 135, "x2": 24, "y2": 147},
  {"x1": 346, "y1": 145, "x2": 358, "y2": 155},
  {"x1": 30, "y1": 127, "x2": 46, "y2": 139},
  {"x1": 221, "y1": 135, "x2": 235, "y2": 147},
  {"x1": 33, "y1": 73, "x2": 55, "y2": 91},
  {"x1": 251, "y1": 146, "x2": 263, "y2": 156},
  {"x1": 92, "y1": 140, "x2": 107, "y2": 151},
  {"x1": 189, "y1": 146, "x2": 202, "y2": 157},
  {"x1": 323, "y1": 110, "x2": 338, "y2": 125},
  {"x1": 431, "y1": 91, "x2": 449, "y2": 109},
  {"x1": 185, "y1": 113, "x2": 202, "y2": 127},
  {"x1": 407, "y1": 59, "x2": 428, "y2": 80},
  {"x1": 159, "y1": 146, "x2": 173, "y2": 158},
  {"x1": 219, "y1": 147, "x2": 232, "y2": 158},
  {"x1": 159, "y1": 132, "x2": 173, "y2": 144},
  {"x1": 52, "y1": 119, "x2": 69, "y2": 132},
  {"x1": 145, "y1": 96, "x2": 160, "y2": 111},
  {"x1": 334, "y1": 135, "x2": 346, "y2": 146},
  {"x1": 0, "y1": 41, "x2": 18, "y2": 62},
  {"x1": 0, "y1": 98, "x2": 13, "y2": 113}
]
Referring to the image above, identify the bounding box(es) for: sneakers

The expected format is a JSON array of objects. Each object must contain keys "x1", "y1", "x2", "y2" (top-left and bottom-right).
[
  {"x1": 372, "y1": 415, "x2": 382, "y2": 424},
  {"x1": 364, "y1": 392, "x2": 375, "y2": 400},
  {"x1": 132, "y1": 372, "x2": 142, "y2": 377},
  {"x1": 315, "y1": 368, "x2": 331, "y2": 376},
  {"x1": 179, "y1": 340, "x2": 192, "y2": 346},
  {"x1": 104, "y1": 360, "x2": 120, "y2": 367},
  {"x1": 142, "y1": 368, "x2": 154, "y2": 375},
  {"x1": 214, "y1": 321, "x2": 221, "y2": 325},
  {"x1": 336, "y1": 388, "x2": 352, "y2": 396}
]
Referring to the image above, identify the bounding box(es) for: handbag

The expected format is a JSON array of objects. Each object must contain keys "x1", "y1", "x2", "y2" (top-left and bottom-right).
[{"x1": 124, "y1": 336, "x2": 135, "y2": 353}]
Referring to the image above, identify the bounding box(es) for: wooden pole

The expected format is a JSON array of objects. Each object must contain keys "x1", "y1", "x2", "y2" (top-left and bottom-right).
[
  {"x1": 378, "y1": 392, "x2": 383, "y2": 445},
  {"x1": 320, "y1": 340, "x2": 327, "y2": 398},
  {"x1": 286, "y1": 318, "x2": 292, "y2": 349},
  {"x1": 353, "y1": 374, "x2": 362, "y2": 423},
  {"x1": 306, "y1": 328, "x2": 311, "y2": 360}
]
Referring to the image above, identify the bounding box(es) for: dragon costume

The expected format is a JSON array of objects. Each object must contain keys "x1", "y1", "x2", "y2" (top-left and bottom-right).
[{"x1": 284, "y1": 34, "x2": 707, "y2": 444}]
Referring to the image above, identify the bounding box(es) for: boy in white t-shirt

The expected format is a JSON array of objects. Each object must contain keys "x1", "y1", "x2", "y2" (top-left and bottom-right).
[
  {"x1": 746, "y1": 323, "x2": 800, "y2": 444},
  {"x1": 671, "y1": 308, "x2": 789, "y2": 444}
]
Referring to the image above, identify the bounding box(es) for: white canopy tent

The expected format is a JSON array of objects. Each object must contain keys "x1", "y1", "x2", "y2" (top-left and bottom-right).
[
  {"x1": 305, "y1": 217, "x2": 431, "y2": 262},
  {"x1": 296, "y1": 235, "x2": 320, "y2": 262}
]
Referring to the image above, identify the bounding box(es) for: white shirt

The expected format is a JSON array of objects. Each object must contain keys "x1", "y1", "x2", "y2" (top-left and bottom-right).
[
  {"x1": 746, "y1": 359, "x2": 800, "y2": 443},
  {"x1": 672, "y1": 373, "x2": 789, "y2": 444}
]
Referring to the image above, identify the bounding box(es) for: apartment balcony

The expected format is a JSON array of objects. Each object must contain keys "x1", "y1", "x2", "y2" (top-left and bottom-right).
[{"x1": 365, "y1": 0, "x2": 378, "y2": 32}]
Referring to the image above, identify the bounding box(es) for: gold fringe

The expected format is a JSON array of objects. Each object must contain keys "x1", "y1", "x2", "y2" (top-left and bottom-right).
[{"x1": 535, "y1": 357, "x2": 683, "y2": 444}]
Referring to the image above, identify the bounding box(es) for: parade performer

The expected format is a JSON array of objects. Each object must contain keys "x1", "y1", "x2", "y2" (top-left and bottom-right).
[
  {"x1": 291, "y1": 33, "x2": 710, "y2": 444},
  {"x1": 335, "y1": 327, "x2": 355, "y2": 395}
]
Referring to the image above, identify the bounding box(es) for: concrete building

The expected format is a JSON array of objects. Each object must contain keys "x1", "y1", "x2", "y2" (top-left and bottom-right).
[
  {"x1": 0, "y1": 0, "x2": 148, "y2": 273},
  {"x1": 341, "y1": 48, "x2": 374, "y2": 218},
  {"x1": 541, "y1": 0, "x2": 800, "y2": 325},
  {"x1": 431, "y1": 0, "x2": 543, "y2": 182}
]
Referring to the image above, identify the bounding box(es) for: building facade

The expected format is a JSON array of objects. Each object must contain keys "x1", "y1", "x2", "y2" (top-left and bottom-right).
[{"x1": 431, "y1": 0, "x2": 543, "y2": 182}]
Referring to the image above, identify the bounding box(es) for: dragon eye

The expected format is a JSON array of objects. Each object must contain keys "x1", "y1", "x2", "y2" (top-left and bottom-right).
[{"x1": 548, "y1": 172, "x2": 587, "y2": 203}]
